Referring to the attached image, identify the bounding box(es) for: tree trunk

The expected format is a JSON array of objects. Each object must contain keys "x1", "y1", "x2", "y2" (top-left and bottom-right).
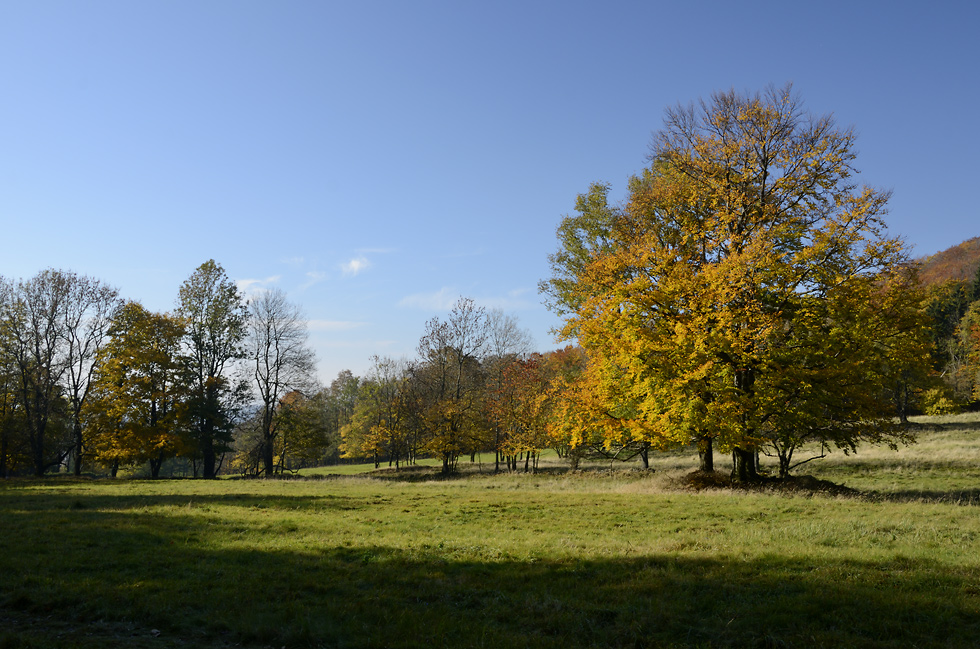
[
  {"x1": 698, "y1": 437, "x2": 714, "y2": 472},
  {"x1": 639, "y1": 443, "x2": 650, "y2": 469},
  {"x1": 0, "y1": 431, "x2": 7, "y2": 478},
  {"x1": 73, "y1": 422, "x2": 83, "y2": 476},
  {"x1": 150, "y1": 456, "x2": 163, "y2": 479},
  {"x1": 201, "y1": 438, "x2": 216, "y2": 479},
  {"x1": 262, "y1": 436, "x2": 276, "y2": 477},
  {"x1": 732, "y1": 447, "x2": 758, "y2": 483}
]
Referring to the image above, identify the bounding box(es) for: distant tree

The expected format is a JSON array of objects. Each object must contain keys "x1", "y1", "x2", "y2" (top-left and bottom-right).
[
  {"x1": 0, "y1": 306, "x2": 28, "y2": 477},
  {"x1": 246, "y1": 288, "x2": 317, "y2": 476},
  {"x1": 923, "y1": 280, "x2": 975, "y2": 402},
  {"x1": 411, "y1": 297, "x2": 490, "y2": 474},
  {"x1": 0, "y1": 271, "x2": 75, "y2": 475},
  {"x1": 341, "y1": 356, "x2": 411, "y2": 468},
  {"x1": 274, "y1": 390, "x2": 335, "y2": 470},
  {"x1": 483, "y1": 309, "x2": 534, "y2": 471},
  {"x1": 488, "y1": 354, "x2": 551, "y2": 472},
  {"x1": 177, "y1": 260, "x2": 248, "y2": 478},
  {"x1": 61, "y1": 273, "x2": 120, "y2": 475},
  {"x1": 960, "y1": 302, "x2": 980, "y2": 403},
  {"x1": 329, "y1": 369, "x2": 360, "y2": 434}
]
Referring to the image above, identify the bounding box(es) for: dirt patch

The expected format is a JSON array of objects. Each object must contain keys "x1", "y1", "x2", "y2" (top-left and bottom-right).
[{"x1": 676, "y1": 470, "x2": 861, "y2": 497}]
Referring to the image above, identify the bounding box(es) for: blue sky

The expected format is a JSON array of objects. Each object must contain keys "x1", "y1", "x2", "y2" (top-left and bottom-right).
[{"x1": 2, "y1": 1, "x2": 977, "y2": 383}]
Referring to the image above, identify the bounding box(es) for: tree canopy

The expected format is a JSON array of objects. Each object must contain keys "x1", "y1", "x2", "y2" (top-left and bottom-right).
[{"x1": 544, "y1": 85, "x2": 931, "y2": 480}]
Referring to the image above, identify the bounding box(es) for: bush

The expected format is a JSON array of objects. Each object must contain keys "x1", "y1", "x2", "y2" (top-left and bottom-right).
[{"x1": 921, "y1": 386, "x2": 961, "y2": 416}]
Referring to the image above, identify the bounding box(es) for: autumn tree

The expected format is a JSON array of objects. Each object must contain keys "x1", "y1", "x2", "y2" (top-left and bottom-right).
[
  {"x1": 487, "y1": 354, "x2": 553, "y2": 472},
  {"x1": 84, "y1": 302, "x2": 189, "y2": 477},
  {"x1": 545, "y1": 85, "x2": 931, "y2": 481},
  {"x1": 275, "y1": 390, "x2": 336, "y2": 469},
  {"x1": 411, "y1": 297, "x2": 490, "y2": 474},
  {"x1": 177, "y1": 260, "x2": 247, "y2": 478},
  {"x1": 246, "y1": 288, "x2": 317, "y2": 476},
  {"x1": 960, "y1": 302, "x2": 980, "y2": 403},
  {"x1": 483, "y1": 308, "x2": 534, "y2": 471},
  {"x1": 341, "y1": 355, "x2": 410, "y2": 468},
  {"x1": 61, "y1": 274, "x2": 120, "y2": 475}
]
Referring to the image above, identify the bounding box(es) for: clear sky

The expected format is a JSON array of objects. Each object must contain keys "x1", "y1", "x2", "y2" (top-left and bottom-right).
[{"x1": 2, "y1": 1, "x2": 977, "y2": 383}]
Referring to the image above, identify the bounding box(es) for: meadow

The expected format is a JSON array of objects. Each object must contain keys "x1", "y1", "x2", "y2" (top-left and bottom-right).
[{"x1": 2, "y1": 414, "x2": 980, "y2": 648}]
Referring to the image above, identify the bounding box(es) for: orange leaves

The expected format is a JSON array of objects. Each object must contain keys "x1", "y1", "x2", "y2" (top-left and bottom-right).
[{"x1": 544, "y1": 86, "x2": 931, "y2": 468}]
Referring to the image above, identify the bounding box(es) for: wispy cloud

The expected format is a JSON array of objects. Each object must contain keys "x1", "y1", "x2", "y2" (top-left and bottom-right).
[
  {"x1": 398, "y1": 287, "x2": 459, "y2": 311},
  {"x1": 341, "y1": 257, "x2": 372, "y2": 276},
  {"x1": 236, "y1": 275, "x2": 281, "y2": 298},
  {"x1": 298, "y1": 270, "x2": 328, "y2": 291}
]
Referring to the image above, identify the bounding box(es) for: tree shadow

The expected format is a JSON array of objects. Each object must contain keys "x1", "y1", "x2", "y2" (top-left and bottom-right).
[
  {"x1": 905, "y1": 419, "x2": 980, "y2": 434},
  {"x1": 2, "y1": 492, "x2": 979, "y2": 648},
  {"x1": 867, "y1": 488, "x2": 980, "y2": 506}
]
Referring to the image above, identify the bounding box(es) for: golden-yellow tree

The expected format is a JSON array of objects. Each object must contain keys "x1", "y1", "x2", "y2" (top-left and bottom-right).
[
  {"x1": 84, "y1": 302, "x2": 190, "y2": 477},
  {"x1": 544, "y1": 85, "x2": 931, "y2": 480}
]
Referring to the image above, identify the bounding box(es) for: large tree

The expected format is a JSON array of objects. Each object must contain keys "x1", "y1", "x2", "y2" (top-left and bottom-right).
[
  {"x1": 545, "y1": 86, "x2": 930, "y2": 480},
  {"x1": 246, "y1": 288, "x2": 316, "y2": 476},
  {"x1": 84, "y1": 302, "x2": 189, "y2": 477},
  {"x1": 177, "y1": 260, "x2": 247, "y2": 478}
]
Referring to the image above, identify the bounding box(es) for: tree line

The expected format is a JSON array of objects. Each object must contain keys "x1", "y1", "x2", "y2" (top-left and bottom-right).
[
  {"x1": 0, "y1": 260, "x2": 580, "y2": 479},
  {"x1": 3, "y1": 86, "x2": 977, "y2": 481},
  {"x1": 0, "y1": 261, "x2": 323, "y2": 478},
  {"x1": 339, "y1": 88, "x2": 977, "y2": 480}
]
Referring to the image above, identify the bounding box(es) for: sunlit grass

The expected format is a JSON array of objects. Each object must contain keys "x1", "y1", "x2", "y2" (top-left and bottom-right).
[{"x1": 3, "y1": 416, "x2": 980, "y2": 648}]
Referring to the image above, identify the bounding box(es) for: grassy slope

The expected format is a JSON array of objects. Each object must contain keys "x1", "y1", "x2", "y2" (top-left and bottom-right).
[{"x1": 2, "y1": 415, "x2": 980, "y2": 648}]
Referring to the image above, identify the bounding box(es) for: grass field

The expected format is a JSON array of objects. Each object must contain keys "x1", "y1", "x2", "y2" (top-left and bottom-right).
[{"x1": 2, "y1": 414, "x2": 980, "y2": 648}]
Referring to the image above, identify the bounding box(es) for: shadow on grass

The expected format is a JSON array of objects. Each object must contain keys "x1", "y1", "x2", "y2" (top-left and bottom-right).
[
  {"x1": 1, "y1": 492, "x2": 979, "y2": 649},
  {"x1": 905, "y1": 419, "x2": 980, "y2": 434},
  {"x1": 869, "y1": 488, "x2": 980, "y2": 506}
]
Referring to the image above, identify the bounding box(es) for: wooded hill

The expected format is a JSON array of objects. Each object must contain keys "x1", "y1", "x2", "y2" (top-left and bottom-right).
[{"x1": 916, "y1": 236, "x2": 980, "y2": 287}]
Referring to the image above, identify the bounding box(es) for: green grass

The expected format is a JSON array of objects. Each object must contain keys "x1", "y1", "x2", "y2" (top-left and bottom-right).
[{"x1": 3, "y1": 414, "x2": 980, "y2": 648}]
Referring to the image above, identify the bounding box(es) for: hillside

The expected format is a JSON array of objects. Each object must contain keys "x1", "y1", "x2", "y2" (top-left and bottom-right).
[{"x1": 916, "y1": 236, "x2": 980, "y2": 287}]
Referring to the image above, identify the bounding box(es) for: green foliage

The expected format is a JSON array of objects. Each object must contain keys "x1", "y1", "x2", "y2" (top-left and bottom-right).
[
  {"x1": 176, "y1": 260, "x2": 248, "y2": 478},
  {"x1": 539, "y1": 181, "x2": 619, "y2": 320}
]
